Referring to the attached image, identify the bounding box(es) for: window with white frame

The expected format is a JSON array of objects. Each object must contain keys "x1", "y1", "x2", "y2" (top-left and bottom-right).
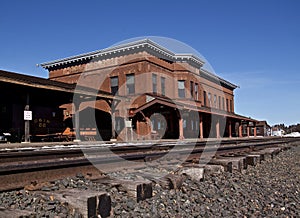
[{"x1": 178, "y1": 80, "x2": 185, "y2": 98}]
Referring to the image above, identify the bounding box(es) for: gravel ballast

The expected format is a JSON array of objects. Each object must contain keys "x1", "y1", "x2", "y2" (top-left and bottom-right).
[
  {"x1": 112, "y1": 145, "x2": 300, "y2": 217},
  {"x1": 0, "y1": 145, "x2": 299, "y2": 217}
]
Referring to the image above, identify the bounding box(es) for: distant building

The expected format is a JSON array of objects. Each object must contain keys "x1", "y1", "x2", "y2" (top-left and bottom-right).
[
  {"x1": 255, "y1": 120, "x2": 271, "y2": 137},
  {"x1": 271, "y1": 126, "x2": 284, "y2": 136}
]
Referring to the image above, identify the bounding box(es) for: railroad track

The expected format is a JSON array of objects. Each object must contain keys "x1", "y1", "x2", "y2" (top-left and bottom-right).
[
  {"x1": 1, "y1": 137, "x2": 300, "y2": 217},
  {"x1": 0, "y1": 136, "x2": 299, "y2": 192}
]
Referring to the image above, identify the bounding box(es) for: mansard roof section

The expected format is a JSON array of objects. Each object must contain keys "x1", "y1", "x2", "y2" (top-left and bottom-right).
[
  {"x1": 40, "y1": 39, "x2": 205, "y2": 70},
  {"x1": 200, "y1": 68, "x2": 238, "y2": 90}
]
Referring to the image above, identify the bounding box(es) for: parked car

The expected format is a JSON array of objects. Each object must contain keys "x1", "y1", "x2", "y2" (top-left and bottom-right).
[{"x1": 0, "y1": 132, "x2": 11, "y2": 143}]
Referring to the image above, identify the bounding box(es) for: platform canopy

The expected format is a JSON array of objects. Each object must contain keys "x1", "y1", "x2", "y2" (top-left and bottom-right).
[{"x1": 0, "y1": 70, "x2": 120, "y2": 105}]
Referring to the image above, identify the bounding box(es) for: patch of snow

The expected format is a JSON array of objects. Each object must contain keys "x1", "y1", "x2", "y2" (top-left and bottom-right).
[{"x1": 283, "y1": 132, "x2": 300, "y2": 137}]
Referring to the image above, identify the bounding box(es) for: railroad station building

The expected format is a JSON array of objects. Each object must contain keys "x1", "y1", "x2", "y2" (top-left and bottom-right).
[
  {"x1": 0, "y1": 70, "x2": 116, "y2": 142},
  {"x1": 0, "y1": 39, "x2": 260, "y2": 142},
  {"x1": 37, "y1": 39, "x2": 258, "y2": 141}
]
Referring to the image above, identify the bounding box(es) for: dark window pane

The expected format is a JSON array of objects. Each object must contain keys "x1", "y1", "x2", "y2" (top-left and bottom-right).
[
  {"x1": 195, "y1": 83, "x2": 198, "y2": 100},
  {"x1": 190, "y1": 81, "x2": 194, "y2": 98},
  {"x1": 161, "y1": 77, "x2": 165, "y2": 96},
  {"x1": 126, "y1": 74, "x2": 135, "y2": 94},
  {"x1": 110, "y1": 76, "x2": 118, "y2": 95},
  {"x1": 152, "y1": 74, "x2": 157, "y2": 94}
]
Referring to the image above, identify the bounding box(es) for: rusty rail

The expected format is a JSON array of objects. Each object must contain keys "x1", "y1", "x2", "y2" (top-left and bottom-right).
[{"x1": 0, "y1": 137, "x2": 299, "y2": 191}]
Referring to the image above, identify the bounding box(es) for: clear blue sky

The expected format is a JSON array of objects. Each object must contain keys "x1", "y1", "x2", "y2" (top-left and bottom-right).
[{"x1": 1, "y1": 0, "x2": 300, "y2": 126}]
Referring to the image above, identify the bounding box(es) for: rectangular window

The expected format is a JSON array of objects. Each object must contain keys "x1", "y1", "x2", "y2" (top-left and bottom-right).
[
  {"x1": 126, "y1": 74, "x2": 135, "y2": 94},
  {"x1": 213, "y1": 94, "x2": 217, "y2": 108},
  {"x1": 208, "y1": 93, "x2": 211, "y2": 106},
  {"x1": 226, "y1": 99, "x2": 229, "y2": 111},
  {"x1": 110, "y1": 76, "x2": 118, "y2": 95},
  {"x1": 195, "y1": 119, "x2": 199, "y2": 130},
  {"x1": 183, "y1": 119, "x2": 187, "y2": 129},
  {"x1": 222, "y1": 97, "x2": 225, "y2": 110},
  {"x1": 190, "y1": 81, "x2": 194, "y2": 98},
  {"x1": 178, "y1": 80, "x2": 185, "y2": 98},
  {"x1": 218, "y1": 96, "x2": 221, "y2": 109},
  {"x1": 151, "y1": 120, "x2": 155, "y2": 131},
  {"x1": 116, "y1": 119, "x2": 121, "y2": 131},
  {"x1": 195, "y1": 83, "x2": 198, "y2": 101},
  {"x1": 152, "y1": 74, "x2": 157, "y2": 94},
  {"x1": 161, "y1": 77, "x2": 166, "y2": 96},
  {"x1": 157, "y1": 120, "x2": 161, "y2": 130},
  {"x1": 230, "y1": 100, "x2": 233, "y2": 112},
  {"x1": 203, "y1": 91, "x2": 207, "y2": 106}
]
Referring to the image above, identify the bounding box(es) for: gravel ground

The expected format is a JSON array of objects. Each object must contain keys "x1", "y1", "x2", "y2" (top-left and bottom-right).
[
  {"x1": 111, "y1": 145, "x2": 300, "y2": 218},
  {"x1": 0, "y1": 145, "x2": 299, "y2": 217}
]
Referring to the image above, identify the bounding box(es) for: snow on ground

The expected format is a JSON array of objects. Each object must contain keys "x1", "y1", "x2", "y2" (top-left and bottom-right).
[{"x1": 283, "y1": 132, "x2": 300, "y2": 137}]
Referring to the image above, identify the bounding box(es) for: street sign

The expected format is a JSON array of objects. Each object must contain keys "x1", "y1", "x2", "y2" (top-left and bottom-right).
[
  {"x1": 125, "y1": 120, "x2": 132, "y2": 128},
  {"x1": 24, "y1": 111, "x2": 32, "y2": 120}
]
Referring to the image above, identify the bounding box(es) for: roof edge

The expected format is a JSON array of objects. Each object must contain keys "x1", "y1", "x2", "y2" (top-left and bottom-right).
[{"x1": 40, "y1": 39, "x2": 205, "y2": 69}]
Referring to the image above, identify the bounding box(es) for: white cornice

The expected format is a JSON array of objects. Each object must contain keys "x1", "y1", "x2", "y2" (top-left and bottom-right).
[
  {"x1": 40, "y1": 39, "x2": 236, "y2": 89},
  {"x1": 200, "y1": 68, "x2": 238, "y2": 89},
  {"x1": 40, "y1": 39, "x2": 205, "y2": 69}
]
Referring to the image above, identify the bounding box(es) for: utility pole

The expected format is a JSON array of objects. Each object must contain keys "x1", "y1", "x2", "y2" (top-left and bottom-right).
[{"x1": 24, "y1": 93, "x2": 31, "y2": 143}]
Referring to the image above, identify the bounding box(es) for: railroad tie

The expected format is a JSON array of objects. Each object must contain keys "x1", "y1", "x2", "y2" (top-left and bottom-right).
[
  {"x1": 44, "y1": 189, "x2": 112, "y2": 218},
  {"x1": 93, "y1": 177, "x2": 153, "y2": 203}
]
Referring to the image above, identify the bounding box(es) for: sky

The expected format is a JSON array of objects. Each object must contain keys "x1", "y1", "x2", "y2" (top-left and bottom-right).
[{"x1": 1, "y1": 0, "x2": 300, "y2": 126}]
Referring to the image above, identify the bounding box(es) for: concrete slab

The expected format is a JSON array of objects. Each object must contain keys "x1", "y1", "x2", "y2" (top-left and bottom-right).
[
  {"x1": 204, "y1": 164, "x2": 225, "y2": 174},
  {"x1": 180, "y1": 167, "x2": 205, "y2": 181}
]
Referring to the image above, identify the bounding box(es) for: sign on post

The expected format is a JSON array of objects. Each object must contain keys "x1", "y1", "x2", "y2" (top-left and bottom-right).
[
  {"x1": 125, "y1": 120, "x2": 132, "y2": 128},
  {"x1": 24, "y1": 111, "x2": 32, "y2": 121}
]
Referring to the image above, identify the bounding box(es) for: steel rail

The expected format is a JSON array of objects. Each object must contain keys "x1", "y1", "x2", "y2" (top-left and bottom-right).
[{"x1": 0, "y1": 137, "x2": 299, "y2": 191}]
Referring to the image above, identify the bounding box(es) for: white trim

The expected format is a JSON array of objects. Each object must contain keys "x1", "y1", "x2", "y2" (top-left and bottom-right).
[
  {"x1": 40, "y1": 39, "x2": 204, "y2": 69},
  {"x1": 201, "y1": 68, "x2": 238, "y2": 89}
]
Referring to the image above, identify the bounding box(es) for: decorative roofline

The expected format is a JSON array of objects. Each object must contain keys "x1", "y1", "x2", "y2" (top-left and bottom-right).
[
  {"x1": 40, "y1": 38, "x2": 237, "y2": 89},
  {"x1": 40, "y1": 39, "x2": 205, "y2": 69},
  {"x1": 200, "y1": 68, "x2": 239, "y2": 89}
]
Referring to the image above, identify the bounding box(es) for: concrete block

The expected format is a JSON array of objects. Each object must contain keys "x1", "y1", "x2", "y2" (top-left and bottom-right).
[
  {"x1": 209, "y1": 159, "x2": 233, "y2": 173},
  {"x1": 245, "y1": 154, "x2": 261, "y2": 166},
  {"x1": 180, "y1": 167, "x2": 205, "y2": 181},
  {"x1": 261, "y1": 147, "x2": 282, "y2": 159},
  {"x1": 165, "y1": 175, "x2": 184, "y2": 190},
  {"x1": 204, "y1": 164, "x2": 225, "y2": 174},
  {"x1": 210, "y1": 156, "x2": 246, "y2": 172}
]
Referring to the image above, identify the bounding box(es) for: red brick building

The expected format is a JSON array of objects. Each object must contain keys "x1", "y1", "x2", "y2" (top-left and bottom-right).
[{"x1": 41, "y1": 39, "x2": 257, "y2": 141}]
